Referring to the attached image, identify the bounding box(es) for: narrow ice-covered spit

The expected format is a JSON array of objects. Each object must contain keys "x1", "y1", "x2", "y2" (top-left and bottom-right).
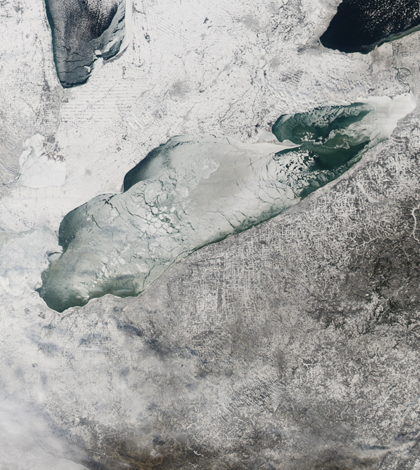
[
  {"x1": 38, "y1": 95, "x2": 415, "y2": 312},
  {"x1": 45, "y1": 0, "x2": 131, "y2": 87}
]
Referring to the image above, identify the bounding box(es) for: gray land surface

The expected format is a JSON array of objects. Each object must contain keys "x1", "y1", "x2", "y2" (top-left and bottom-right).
[
  {"x1": 2, "y1": 0, "x2": 420, "y2": 469},
  {"x1": 28, "y1": 107, "x2": 420, "y2": 469}
]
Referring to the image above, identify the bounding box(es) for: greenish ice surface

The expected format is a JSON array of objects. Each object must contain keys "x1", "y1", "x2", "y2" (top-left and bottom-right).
[
  {"x1": 38, "y1": 95, "x2": 415, "y2": 312},
  {"x1": 272, "y1": 103, "x2": 373, "y2": 197}
]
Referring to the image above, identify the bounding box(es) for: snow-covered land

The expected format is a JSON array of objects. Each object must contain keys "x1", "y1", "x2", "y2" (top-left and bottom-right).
[{"x1": 2, "y1": 0, "x2": 420, "y2": 468}]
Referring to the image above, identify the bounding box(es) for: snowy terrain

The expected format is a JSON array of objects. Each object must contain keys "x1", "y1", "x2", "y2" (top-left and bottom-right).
[{"x1": 2, "y1": 0, "x2": 420, "y2": 468}]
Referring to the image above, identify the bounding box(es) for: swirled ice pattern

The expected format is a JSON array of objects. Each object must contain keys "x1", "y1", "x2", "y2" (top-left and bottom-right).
[
  {"x1": 45, "y1": 0, "x2": 130, "y2": 87},
  {"x1": 38, "y1": 95, "x2": 415, "y2": 312}
]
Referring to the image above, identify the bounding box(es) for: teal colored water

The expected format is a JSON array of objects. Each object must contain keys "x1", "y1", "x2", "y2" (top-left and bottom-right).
[
  {"x1": 38, "y1": 96, "x2": 413, "y2": 312},
  {"x1": 272, "y1": 103, "x2": 374, "y2": 197}
]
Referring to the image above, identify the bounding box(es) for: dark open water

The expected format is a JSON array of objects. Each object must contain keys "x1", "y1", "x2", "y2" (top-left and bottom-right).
[{"x1": 320, "y1": 0, "x2": 420, "y2": 53}]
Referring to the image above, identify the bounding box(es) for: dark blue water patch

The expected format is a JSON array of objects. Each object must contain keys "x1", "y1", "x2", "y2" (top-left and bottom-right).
[
  {"x1": 320, "y1": 0, "x2": 420, "y2": 53},
  {"x1": 45, "y1": 0, "x2": 126, "y2": 88}
]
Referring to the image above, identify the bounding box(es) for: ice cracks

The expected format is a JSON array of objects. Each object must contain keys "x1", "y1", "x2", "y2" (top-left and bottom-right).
[
  {"x1": 38, "y1": 94, "x2": 416, "y2": 312},
  {"x1": 45, "y1": 0, "x2": 132, "y2": 87}
]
